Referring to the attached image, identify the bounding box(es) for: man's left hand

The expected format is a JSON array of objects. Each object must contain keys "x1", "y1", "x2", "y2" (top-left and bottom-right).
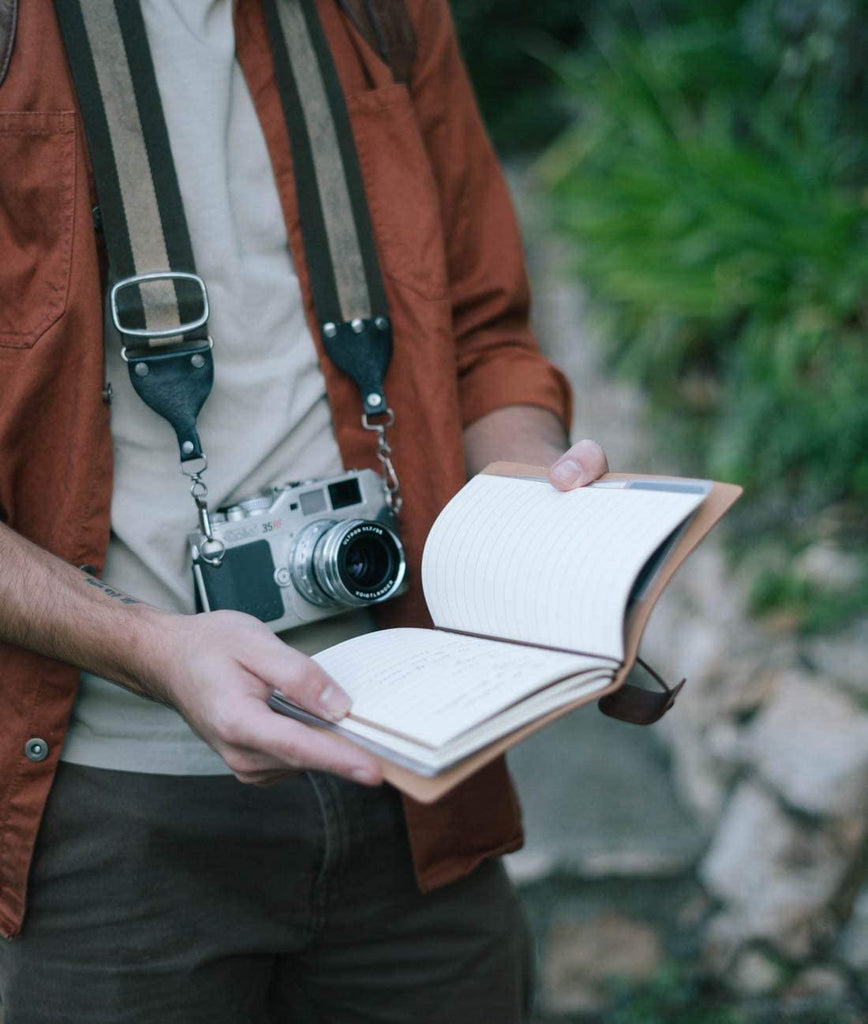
[
  {"x1": 548, "y1": 438, "x2": 609, "y2": 491},
  {"x1": 463, "y1": 405, "x2": 609, "y2": 488}
]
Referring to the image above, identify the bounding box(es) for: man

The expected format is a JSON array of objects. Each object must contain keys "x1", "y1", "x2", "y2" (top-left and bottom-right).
[{"x1": 0, "y1": 1, "x2": 607, "y2": 1020}]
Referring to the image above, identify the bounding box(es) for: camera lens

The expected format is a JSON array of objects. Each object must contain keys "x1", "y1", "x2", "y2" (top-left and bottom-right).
[
  {"x1": 328, "y1": 521, "x2": 404, "y2": 603},
  {"x1": 290, "y1": 518, "x2": 405, "y2": 608},
  {"x1": 344, "y1": 534, "x2": 391, "y2": 589}
]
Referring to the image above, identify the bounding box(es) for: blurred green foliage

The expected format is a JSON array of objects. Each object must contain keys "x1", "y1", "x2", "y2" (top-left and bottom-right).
[
  {"x1": 451, "y1": 0, "x2": 587, "y2": 152},
  {"x1": 452, "y1": 0, "x2": 868, "y2": 628},
  {"x1": 749, "y1": 560, "x2": 868, "y2": 631},
  {"x1": 532, "y1": 0, "x2": 868, "y2": 619},
  {"x1": 540, "y1": 0, "x2": 868, "y2": 504},
  {"x1": 605, "y1": 962, "x2": 748, "y2": 1024}
]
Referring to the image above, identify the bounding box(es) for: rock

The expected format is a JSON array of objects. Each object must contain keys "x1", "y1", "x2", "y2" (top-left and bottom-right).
[
  {"x1": 541, "y1": 913, "x2": 663, "y2": 1015},
  {"x1": 677, "y1": 891, "x2": 712, "y2": 929},
  {"x1": 793, "y1": 543, "x2": 862, "y2": 590},
  {"x1": 667, "y1": 728, "x2": 731, "y2": 824},
  {"x1": 503, "y1": 849, "x2": 555, "y2": 885},
  {"x1": 706, "y1": 720, "x2": 748, "y2": 769},
  {"x1": 730, "y1": 948, "x2": 786, "y2": 996},
  {"x1": 576, "y1": 848, "x2": 692, "y2": 878},
  {"x1": 782, "y1": 964, "x2": 850, "y2": 1003},
  {"x1": 702, "y1": 912, "x2": 750, "y2": 973},
  {"x1": 671, "y1": 544, "x2": 747, "y2": 623},
  {"x1": 836, "y1": 885, "x2": 868, "y2": 973},
  {"x1": 507, "y1": 710, "x2": 703, "y2": 883},
  {"x1": 653, "y1": 619, "x2": 730, "y2": 723},
  {"x1": 515, "y1": 179, "x2": 868, "y2": 1003},
  {"x1": 649, "y1": 622, "x2": 787, "y2": 738},
  {"x1": 805, "y1": 616, "x2": 868, "y2": 698},
  {"x1": 743, "y1": 672, "x2": 868, "y2": 818},
  {"x1": 711, "y1": 656, "x2": 783, "y2": 720},
  {"x1": 699, "y1": 781, "x2": 848, "y2": 958}
]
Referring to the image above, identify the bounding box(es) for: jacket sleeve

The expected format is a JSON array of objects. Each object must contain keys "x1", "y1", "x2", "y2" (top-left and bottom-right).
[{"x1": 405, "y1": 0, "x2": 573, "y2": 431}]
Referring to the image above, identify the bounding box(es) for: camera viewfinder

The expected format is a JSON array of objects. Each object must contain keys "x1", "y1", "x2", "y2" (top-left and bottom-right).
[{"x1": 328, "y1": 478, "x2": 362, "y2": 509}]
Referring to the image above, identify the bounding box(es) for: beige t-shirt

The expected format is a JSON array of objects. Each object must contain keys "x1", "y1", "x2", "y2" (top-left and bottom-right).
[{"x1": 61, "y1": 0, "x2": 375, "y2": 775}]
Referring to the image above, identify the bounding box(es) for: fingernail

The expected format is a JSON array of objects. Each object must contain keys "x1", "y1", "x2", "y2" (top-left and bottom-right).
[
  {"x1": 319, "y1": 683, "x2": 351, "y2": 720},
  {"x1": 351, "y1": 767, "x2": 380, "y2": 786},
  {"x1": 550, "y1": 458, "x2": 583, "y2": 488}
]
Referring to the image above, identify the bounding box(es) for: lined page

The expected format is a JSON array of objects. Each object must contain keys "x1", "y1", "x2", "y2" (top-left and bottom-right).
[
  {"x1": 422, "y1": 474, "x2": 705, "y2": 661},
  {"x1": 341, "y1": 667, "x2": 614, "y2": 772},
  {"x1": 313, "y1": 627, "x2": 605, "y2": 748}
]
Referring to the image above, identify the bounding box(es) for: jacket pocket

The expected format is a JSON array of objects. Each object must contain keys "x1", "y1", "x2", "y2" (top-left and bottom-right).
[
  {"x1": 347, "y1": 84, "x2": 448, "y2": 302},
  {"x1": 0, "y1": 111, "x2": 76, "y2": 349}
]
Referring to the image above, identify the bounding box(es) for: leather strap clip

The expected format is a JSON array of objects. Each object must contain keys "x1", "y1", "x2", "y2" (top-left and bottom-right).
[
  {"x1": 321, "y1": 316, "x2": 392, "y2": 416},
  {"x1": 126, "y1": 344, "x2": 214, "y2": 463}
]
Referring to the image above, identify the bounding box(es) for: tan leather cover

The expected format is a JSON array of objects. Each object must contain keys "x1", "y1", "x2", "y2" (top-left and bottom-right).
[{"x1": 344, "y1": 462, "x2": 742, "y2": 802}]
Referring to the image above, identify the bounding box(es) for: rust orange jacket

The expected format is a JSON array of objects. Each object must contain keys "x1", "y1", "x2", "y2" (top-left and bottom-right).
[{"x1": 0, "y1": 0, "x2": 571, "y2": 937}]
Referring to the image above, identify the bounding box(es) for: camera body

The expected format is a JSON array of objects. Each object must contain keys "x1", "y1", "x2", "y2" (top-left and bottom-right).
[{"x1": 190, "y1": 469, "x2": 406, "y2": 633}]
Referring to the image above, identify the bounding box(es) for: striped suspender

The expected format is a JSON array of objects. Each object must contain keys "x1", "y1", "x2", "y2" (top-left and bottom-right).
[
  {"x1": 55, "y1": 0, "x2": 215, "y2": 479},
  {"x1": 54, "y1": 1, "x2": 208, "y2": 344},
  {"x1": 54, "y1": 0, "x2": 401, "y2": 532},
  {"x1": 262, "y1": 0, "x2": 401, "y2": 509},
  {"x1": 262, "y1": 0, "x2": 394, "y2": 418}
]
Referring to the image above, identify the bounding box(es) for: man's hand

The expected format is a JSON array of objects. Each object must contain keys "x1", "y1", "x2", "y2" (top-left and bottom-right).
[
  {"x1": 548, "y1": 438, "x2": 609, "y2": 491},
  {"x1": 137, "y1": 609, "x2": 384, "y2": 787},
  {"x1": 0, "y1": 523, "x2": 382, "y2": 788},
  {"x1": 463, "y1": 405, "x2": 608, "y2": 488}
]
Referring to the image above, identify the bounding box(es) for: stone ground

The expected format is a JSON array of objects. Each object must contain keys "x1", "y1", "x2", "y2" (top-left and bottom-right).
[{"x1": 503, "y1": 175, "x2": 868, "y2": 1024}]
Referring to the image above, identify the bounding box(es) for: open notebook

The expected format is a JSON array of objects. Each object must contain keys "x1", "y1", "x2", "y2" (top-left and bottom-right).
[{"x1": 269, "y1": 463, "x2": 742, "y2": 802}]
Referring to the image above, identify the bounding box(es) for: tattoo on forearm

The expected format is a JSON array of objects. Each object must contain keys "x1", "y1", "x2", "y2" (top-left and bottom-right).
[{"x1": 83, "y1": 576, "x2": 141, "y2": 605}]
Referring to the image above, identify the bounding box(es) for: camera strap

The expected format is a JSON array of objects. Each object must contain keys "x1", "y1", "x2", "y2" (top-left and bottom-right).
[
  {"x1": 260, "y1": 0, "x2": 400, "y2": 510},
  {"x1": 55, "y1": 0, "x2": 402, "y2": 542}
]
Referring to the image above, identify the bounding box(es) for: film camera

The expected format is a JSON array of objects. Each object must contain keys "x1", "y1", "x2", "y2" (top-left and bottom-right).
[{"x1": 190, "y1": 469, "x2": 406, "y2": 632}]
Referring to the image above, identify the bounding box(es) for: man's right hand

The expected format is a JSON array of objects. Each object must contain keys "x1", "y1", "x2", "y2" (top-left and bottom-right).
[
  {"x1": 141, "y1": 608, "x2": 383, "y2": 786},
  {"x1": 0, "y1": 522, "x2": 383, "y2": 787}
]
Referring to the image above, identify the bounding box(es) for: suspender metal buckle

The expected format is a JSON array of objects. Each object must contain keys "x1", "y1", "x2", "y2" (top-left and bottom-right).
[
  {"x1": 119, "y1": 335, "x2": 214, "y2": 364},
  {"x1": 111, "y1": 271, "x2": 210, "y2": 349},
  {"x1": 362, "y1": 408, "x2": 402, "y2": 514}
]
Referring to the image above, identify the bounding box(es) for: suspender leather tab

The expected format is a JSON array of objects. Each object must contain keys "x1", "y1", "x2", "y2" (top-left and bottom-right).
[
  {"x1": 58, "y1": 0, "x2": 401, "y2": 504},
  {"x1": 126, "y1": 343, "x2": 214, "y2": 464},
  {"x1": 321, "y1": 316, "x2": 392, "y2": 416}
]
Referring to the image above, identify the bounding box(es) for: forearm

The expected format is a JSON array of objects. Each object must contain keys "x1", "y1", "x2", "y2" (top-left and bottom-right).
[
  {"x1": 463, "y1": 405, "x2": 608, "y2": 490},
  {"x1": 0, "y1": 521, "x2": 381, "y2": 784},
  {"x1": 0, "y1": 521, "x2": 172, "y2": 699},
  {"x1": 463, "y1": 405, "x2": 569, "y2": 475}
]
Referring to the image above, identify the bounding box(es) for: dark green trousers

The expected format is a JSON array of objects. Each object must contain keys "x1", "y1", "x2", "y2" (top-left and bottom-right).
[{"x1": 0, "y1": 764, "x2": 532, "y2": 1023}]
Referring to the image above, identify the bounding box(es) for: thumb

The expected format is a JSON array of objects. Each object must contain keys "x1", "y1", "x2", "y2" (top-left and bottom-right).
[
  {"x1": 549, "y1": 439, "x2": 609, "y2": 490},
  {"x1": 239, "y1": 626, "x2": 353, "y2": 722}
]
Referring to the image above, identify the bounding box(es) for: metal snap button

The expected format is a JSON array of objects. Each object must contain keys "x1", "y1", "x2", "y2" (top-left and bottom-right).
[{"x1": 25, "y1": 738, "x2": 49, "y2": 762}]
